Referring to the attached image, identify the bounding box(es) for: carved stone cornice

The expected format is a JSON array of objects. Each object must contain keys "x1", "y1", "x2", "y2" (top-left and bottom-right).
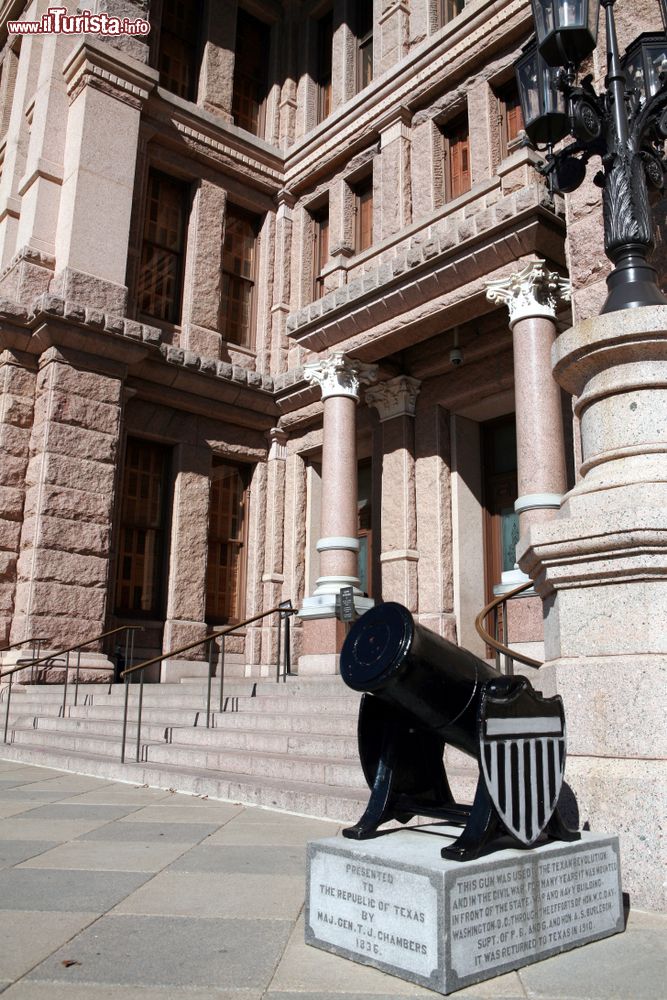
[
  {"x1": 366, "y1": 375, "x2": 421, "y2": 421},
  {"x1": 303, "y1": 352, "x2": 378, "y2": 402},
  {"x1": 63, "y1": 39, "x2": 158, "y2": 109},
  {"x1": 486, "y1": 261, "x2": 571, "y2": 328}
]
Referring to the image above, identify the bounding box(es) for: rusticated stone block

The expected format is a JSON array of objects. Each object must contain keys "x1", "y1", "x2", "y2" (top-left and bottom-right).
[
  {"x1": 14, "y1": 580, "x2": 106, "y2": 620},
  {"x1": 0, "y1": 519, "x2": 21, "y2": 551},
  {"x1": 1, "y1": 424, "x2": 30, "y2": 458},
  {"x1": 47, "y1": 391, "x2": 121, "y2": 437},
  {"x1": 123, "y1": 319, "x2": 143, "y2": 340},
  {"x1": 0, "y1": 455, "x2": 28, "y2": 488},
  {"x1": 37, "y1": 364, "x2": 122, "y2": 405},
  {"x1": 64, "y1": 302, "x2": 86, "y2": 322},
  {"x1": 216, "y1": 361, "x2": 233, "y2": 380},
  {"x1": 0, "y1": 486, "x2": 24, "y2": 520},
  {"x1": 25, "y1": 452, "x2": 116, "y2": 494},
  {"x1": 40, "y1": 422, "x2": 117, "y2": 464},
  {"x1": 22, "y1": 483, "x2": 112, "y2": 524},
  {"x1": 17, "y1": 547, "x2": 108, "y2": 588},
  {"x1": 1, "y1": 395, "x2": 33, "y2": 427},
  {"x1": 22, "y1": 515, "x2": 110, "y2": 557},
  {"x1": 0, "y1": 363, "x2": 35, "y2": 398}
]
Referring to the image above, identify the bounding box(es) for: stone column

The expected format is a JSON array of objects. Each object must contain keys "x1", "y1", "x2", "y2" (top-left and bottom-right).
[
  {"x1": 486, "y1": 261, "x2": 570, "y2": 590},
  {"x1": 366, "y1": 375, "x2": 420, "y2": 608},
  {"x1": 10, "y1": 348, "x2": 123, "y2": 669},
  {"x1": 378, "y1": 108, "x2": 412, "y2": 240},
  {"x1": 518, "y1": 305, "x2": 667, "y2": 911},
  {"x1": 53, "y1": 39, "x2": 157, "y2": 314},
  {"x1": 260, "y1": 428, "x2": 288, "y2": 668},
  {"x1": 298, "y1": 353, "x2": 376, "y2": 671},
  {"x1": 161, "y1": 444, "x2": 212, "y2": 681}
]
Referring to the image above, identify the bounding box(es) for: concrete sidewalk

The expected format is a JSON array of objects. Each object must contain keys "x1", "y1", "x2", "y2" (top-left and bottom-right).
[{"x1": 0, "y1": 759, "x2": 664, "y2": 1000}]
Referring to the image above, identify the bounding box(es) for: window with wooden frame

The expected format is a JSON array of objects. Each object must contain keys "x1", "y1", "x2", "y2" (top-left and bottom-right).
[
  {"x1": 352, "y1": 173, "x2": 373, "y2": 253},
  {"x1": 220, "y1": 205, "x2": 261, "y2": 348},
  {"x1": 311, "y1": 201, "x2": 330, "y2": 300},
  {"x1": 357, "y1": 460, "x2": 373, "y2": 598},
  {"x1": 444, "y1": 115, "x2": 471, "y2": 201},
  {"x1": 206, "y1": 460, "x2": 251, "y2": 624},
  {"x1": 137, "y1": 170, "x2": 190, "y2": 324},
  {"x1": 232, "y1": 8, "x2": 270, "y2": 136},
  {"x1": 316, "y1": 8, "x2": 333, "y2": 123},
  {"x1": 157, "y1": 0, "x2": 202, "y2": 101},
  {"x1": 356, "y1": 0, "x2": 373, "y2": 93},
  {"x1": 482, "y1": 416, "x2": 519, "y2": 606},
  {"x1": 497, "y1": 80, "x2": 524, "y2": 158},
  {"x1": 115, "y1": 439, "x2": 172, "y2": 617},
  {"x1": 440, "y1": 0, "x2": 465, "y2": 27}
]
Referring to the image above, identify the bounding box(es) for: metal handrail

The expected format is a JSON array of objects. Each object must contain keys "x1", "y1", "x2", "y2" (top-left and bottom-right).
[
  {"x1": 119, "y1": 602, "x2": 296, "y2": 764},
  {"x1": 474, "y1": 581, "x2": 542, "y2": 674},
  {"x1": 1, "y1": 625, "x2": 142, "y2": 744}
]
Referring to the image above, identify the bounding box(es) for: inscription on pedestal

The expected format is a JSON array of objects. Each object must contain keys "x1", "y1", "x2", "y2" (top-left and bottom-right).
[
  {"x1": 306, "y1": 834, "x2": 624, "y2": 995},
  {"x1": 308, "y1": 850, "x2": 439, "y2": 979},
  {"x1": 448, "y1": 842, "x2": 621, "y2": 980}
]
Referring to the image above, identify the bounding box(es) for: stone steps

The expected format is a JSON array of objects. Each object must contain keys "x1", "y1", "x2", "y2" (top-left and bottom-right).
[{"x1": 1, "y1": 676, "x2": 479, "y2": 823}]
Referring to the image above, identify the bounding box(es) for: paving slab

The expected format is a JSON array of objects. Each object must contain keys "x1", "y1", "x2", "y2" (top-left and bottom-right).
[
  {"x1": 0, "y1": 910, "x2": 97, "y2": 980},
  {"x1": 168, "y1": 843, "x2": 306, "y2": 876},
  {"x1": 0, "y1": 868, "x2": 151, "y2": 912},
  {"x1": 116, "y1": 801, "x2": 243, "y2": 824},
  {"x1": 18, "y1": 839, "x2": 190, "y2": 873},
  {"x1": 0, "y1": 801, "x2": 45, "y2": 819},
  {"x1": 14, "y1": 802, "x2": 140, "y2": 822},
  {"x1": 114, "y1": 871, "x2": 304, "y2": 920},
  {"x1": 0, "y1": 839, "x2": 58, "y2": 869},
  {"x1": 1, "y1": 985, "x2": 262, "y2": 1000},
  {"x1": 208, "y1": 814, "x2": 340, "y2": 846},
  {"x1": 26, "y1": 914, "x2": 293, "y2": 990},
  {"x1": 61, "y1": 784, "x2": 175, "y2": 805},
  {"x1": 0, "y1": 817, "x2": 119, "y2": 841},
  {"x1": 518, "y1": 910, "x2": 667, "y2": 999},
  {"x1": 78, "y1": 820, "x2": 220, "y2": 843}
]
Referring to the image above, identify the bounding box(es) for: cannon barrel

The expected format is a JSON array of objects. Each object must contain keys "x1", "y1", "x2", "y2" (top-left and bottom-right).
[{"x1": 340, "y1": 601, "x2": 498, "y2": 759}]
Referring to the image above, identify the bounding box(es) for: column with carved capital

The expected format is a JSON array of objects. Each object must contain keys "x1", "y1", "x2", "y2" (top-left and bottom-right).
[
  {"x1": 53, "y1": 39, "x2": 157, "y2": 314},
  {"x1": 299, "y1": 354, "x2": 377, "y2": 669},
  {"x1": 366, "y1": 376, "x2": 420, "y2": 608},
  {"x1": 486, "y1": 260, "x2": 570, "y2": 590}
]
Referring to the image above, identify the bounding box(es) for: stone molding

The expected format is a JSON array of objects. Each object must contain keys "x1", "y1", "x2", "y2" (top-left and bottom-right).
[
  {"x1": 303, "y1": 352, "x2": 378, "y2": 401},
  {"x1": 380, "y1": 549, "x2": 419, "y2": 563},
  {"x1": 366, "y1": 375, "x2": 421, "y2": 421},
  {"x1": 63, "y1": 39, "x2": 158, "y2": 108},
  {"x1": 514, "y1": 492, "x2": 562, "y2": 515},
  {"x1": 486, "y1": 260, "x2": 571, "y2": 327},
  {"x1": 316, "y1": 536, "x2": 360, "y2": 552},
  {"x1": 266, "y1": 427, "x2": 288, "y2": 460}
]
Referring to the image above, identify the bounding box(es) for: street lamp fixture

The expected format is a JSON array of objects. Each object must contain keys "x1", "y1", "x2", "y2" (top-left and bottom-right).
[{"x1": 516, "y1": 0, "x2": 667, "y2": 313}]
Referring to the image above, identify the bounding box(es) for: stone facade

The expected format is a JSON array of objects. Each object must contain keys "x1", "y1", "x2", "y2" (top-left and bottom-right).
[{"x1": 0, "y1": 1, "x2": 664, "y2": 909}]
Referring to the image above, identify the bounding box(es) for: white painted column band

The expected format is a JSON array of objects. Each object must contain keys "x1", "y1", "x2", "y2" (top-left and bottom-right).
[
  {"x1": 514, "y1": 493, "x2": 563, "y2": 515},
  {"x1": 316, "y1": 536, "x2": 360, "y2": 552}
]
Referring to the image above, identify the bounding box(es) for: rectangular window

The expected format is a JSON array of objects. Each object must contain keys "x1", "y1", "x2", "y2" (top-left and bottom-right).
[
  {"x1": 220, "y1": 205, "x2": 261, "y2": 347},
  {"x1": 312, "y1": 202, "x2": 330, "y2": 300},
  {"x1": 357, "y1": 460, "x2": 373, "y2": 598},
  {"x1": 498, "y1": 81, "x2": 524, "y2": 158},
  {"x1": 440, "y1": 0, "x2": 465, "y2": 26},
  {"x1": 206, "y1": 460, "x2": 250, "y2": 623},
  {"x1": 356, "y1": 0, "x2": 373, "y2": 92},
  {"x1": 317, "y1": 9, "x2": 333, "y2": 123},
  {"x1": 353, "y1": 174, "x2": 373, "y2": 253},
  {"x1": 444, "y1": 116, "x2": 471, "y2": 201},
  {"x1": 137, "y1": 170, "x2": 189, "y2": 324},
  {"x1": 158, "y1": 0, "x2": 202, "y2": 101},
  {"x1": 232, "y1": 8, "x2": 270, "y2": 136},
  {"x1": 115, "y1": 440, "x2": 171, "y2": 616}
]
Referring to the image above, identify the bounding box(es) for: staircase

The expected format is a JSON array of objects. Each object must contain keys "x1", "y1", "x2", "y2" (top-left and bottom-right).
[{"x1": 0, "y1": 675, "x2": 478, "y2": 822}]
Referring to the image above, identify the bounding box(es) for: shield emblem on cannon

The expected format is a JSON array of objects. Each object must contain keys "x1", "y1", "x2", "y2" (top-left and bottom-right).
[{"x1": 479, "y1": 679, "x2": 566, "y2": 846}]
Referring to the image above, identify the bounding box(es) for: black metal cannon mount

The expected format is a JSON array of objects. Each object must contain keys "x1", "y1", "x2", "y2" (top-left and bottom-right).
[{"x1": 339, "y1": 602, "x2": 579, "y2": 861}]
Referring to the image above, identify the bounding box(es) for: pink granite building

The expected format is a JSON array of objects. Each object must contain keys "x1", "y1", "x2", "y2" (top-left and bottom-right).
[{"x1": 0, "y1": 1, "x2": 664, "y2": 906}]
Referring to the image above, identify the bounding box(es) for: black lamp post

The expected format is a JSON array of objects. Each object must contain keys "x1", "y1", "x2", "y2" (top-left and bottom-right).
[{"x1": 516, "y1": 0, "x2": 667, "y2": 313}]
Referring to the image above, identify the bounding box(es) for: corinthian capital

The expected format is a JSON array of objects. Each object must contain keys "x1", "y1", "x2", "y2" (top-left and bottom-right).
[
  {"x1": 304, "y1": 352, "x2": 378, "y2": 402},
  {"x1": 366, "y1": 375, "x2": 421, "y2": 421},
  {"x1": 486, "y1": 261, "x2": 571, "y2": 327}
]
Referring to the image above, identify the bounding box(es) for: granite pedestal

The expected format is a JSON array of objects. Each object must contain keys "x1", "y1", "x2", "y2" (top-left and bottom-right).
[{"x1": 306, "y1": 828, "x2": 623, "y2": 995}]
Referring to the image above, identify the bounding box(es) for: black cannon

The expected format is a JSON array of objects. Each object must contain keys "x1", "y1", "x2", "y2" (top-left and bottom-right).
[{"x1": 339, "y1": 602, "x2": 578, "y2": 860}]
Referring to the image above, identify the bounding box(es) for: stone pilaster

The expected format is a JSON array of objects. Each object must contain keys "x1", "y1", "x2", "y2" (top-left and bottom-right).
[
  {"x1": 0, "y1": 351, "x2": 36, "y2": 646},
  {"x1": 378, "y1": 108, "x2": 412, "y2": 239},
  {"x1": 366, "y1": 375, "x2": 420, "y2": 608},
  {"x1": 299, "y1": 353, "x2": 377, "y2": 671},
  {"x1": 486, "y1": 260, "x2": 570, "y2": 591},
  {"x1": 11, "y1": 348, "x2": 123, "y2": 665},
  {"x1": 260, "y1": 428, "x2": 288, "y2": 667},
  {"x1": 181, "y1": 180, "x2": 227, "y2": 358},
  {"x1": 53, "y1": 39, "x2": 157, "y2": 314},
  {"x1": 517, "y1": 304, "x2": 667, "y2": 911},
  {"x1": 161, "y1": 444, "x2": 212, "y2": 676},
  {"x1": 378, "y1": 1, "x2": 410, "y2": 73},
  {"x1": 271, "y1": 189, "x2": 295, "y2": 369}
]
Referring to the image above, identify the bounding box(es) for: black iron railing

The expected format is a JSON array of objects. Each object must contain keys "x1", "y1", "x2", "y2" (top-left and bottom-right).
[{"x1": 120, "y1": 601, "x2": 295, "y2": 764}]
